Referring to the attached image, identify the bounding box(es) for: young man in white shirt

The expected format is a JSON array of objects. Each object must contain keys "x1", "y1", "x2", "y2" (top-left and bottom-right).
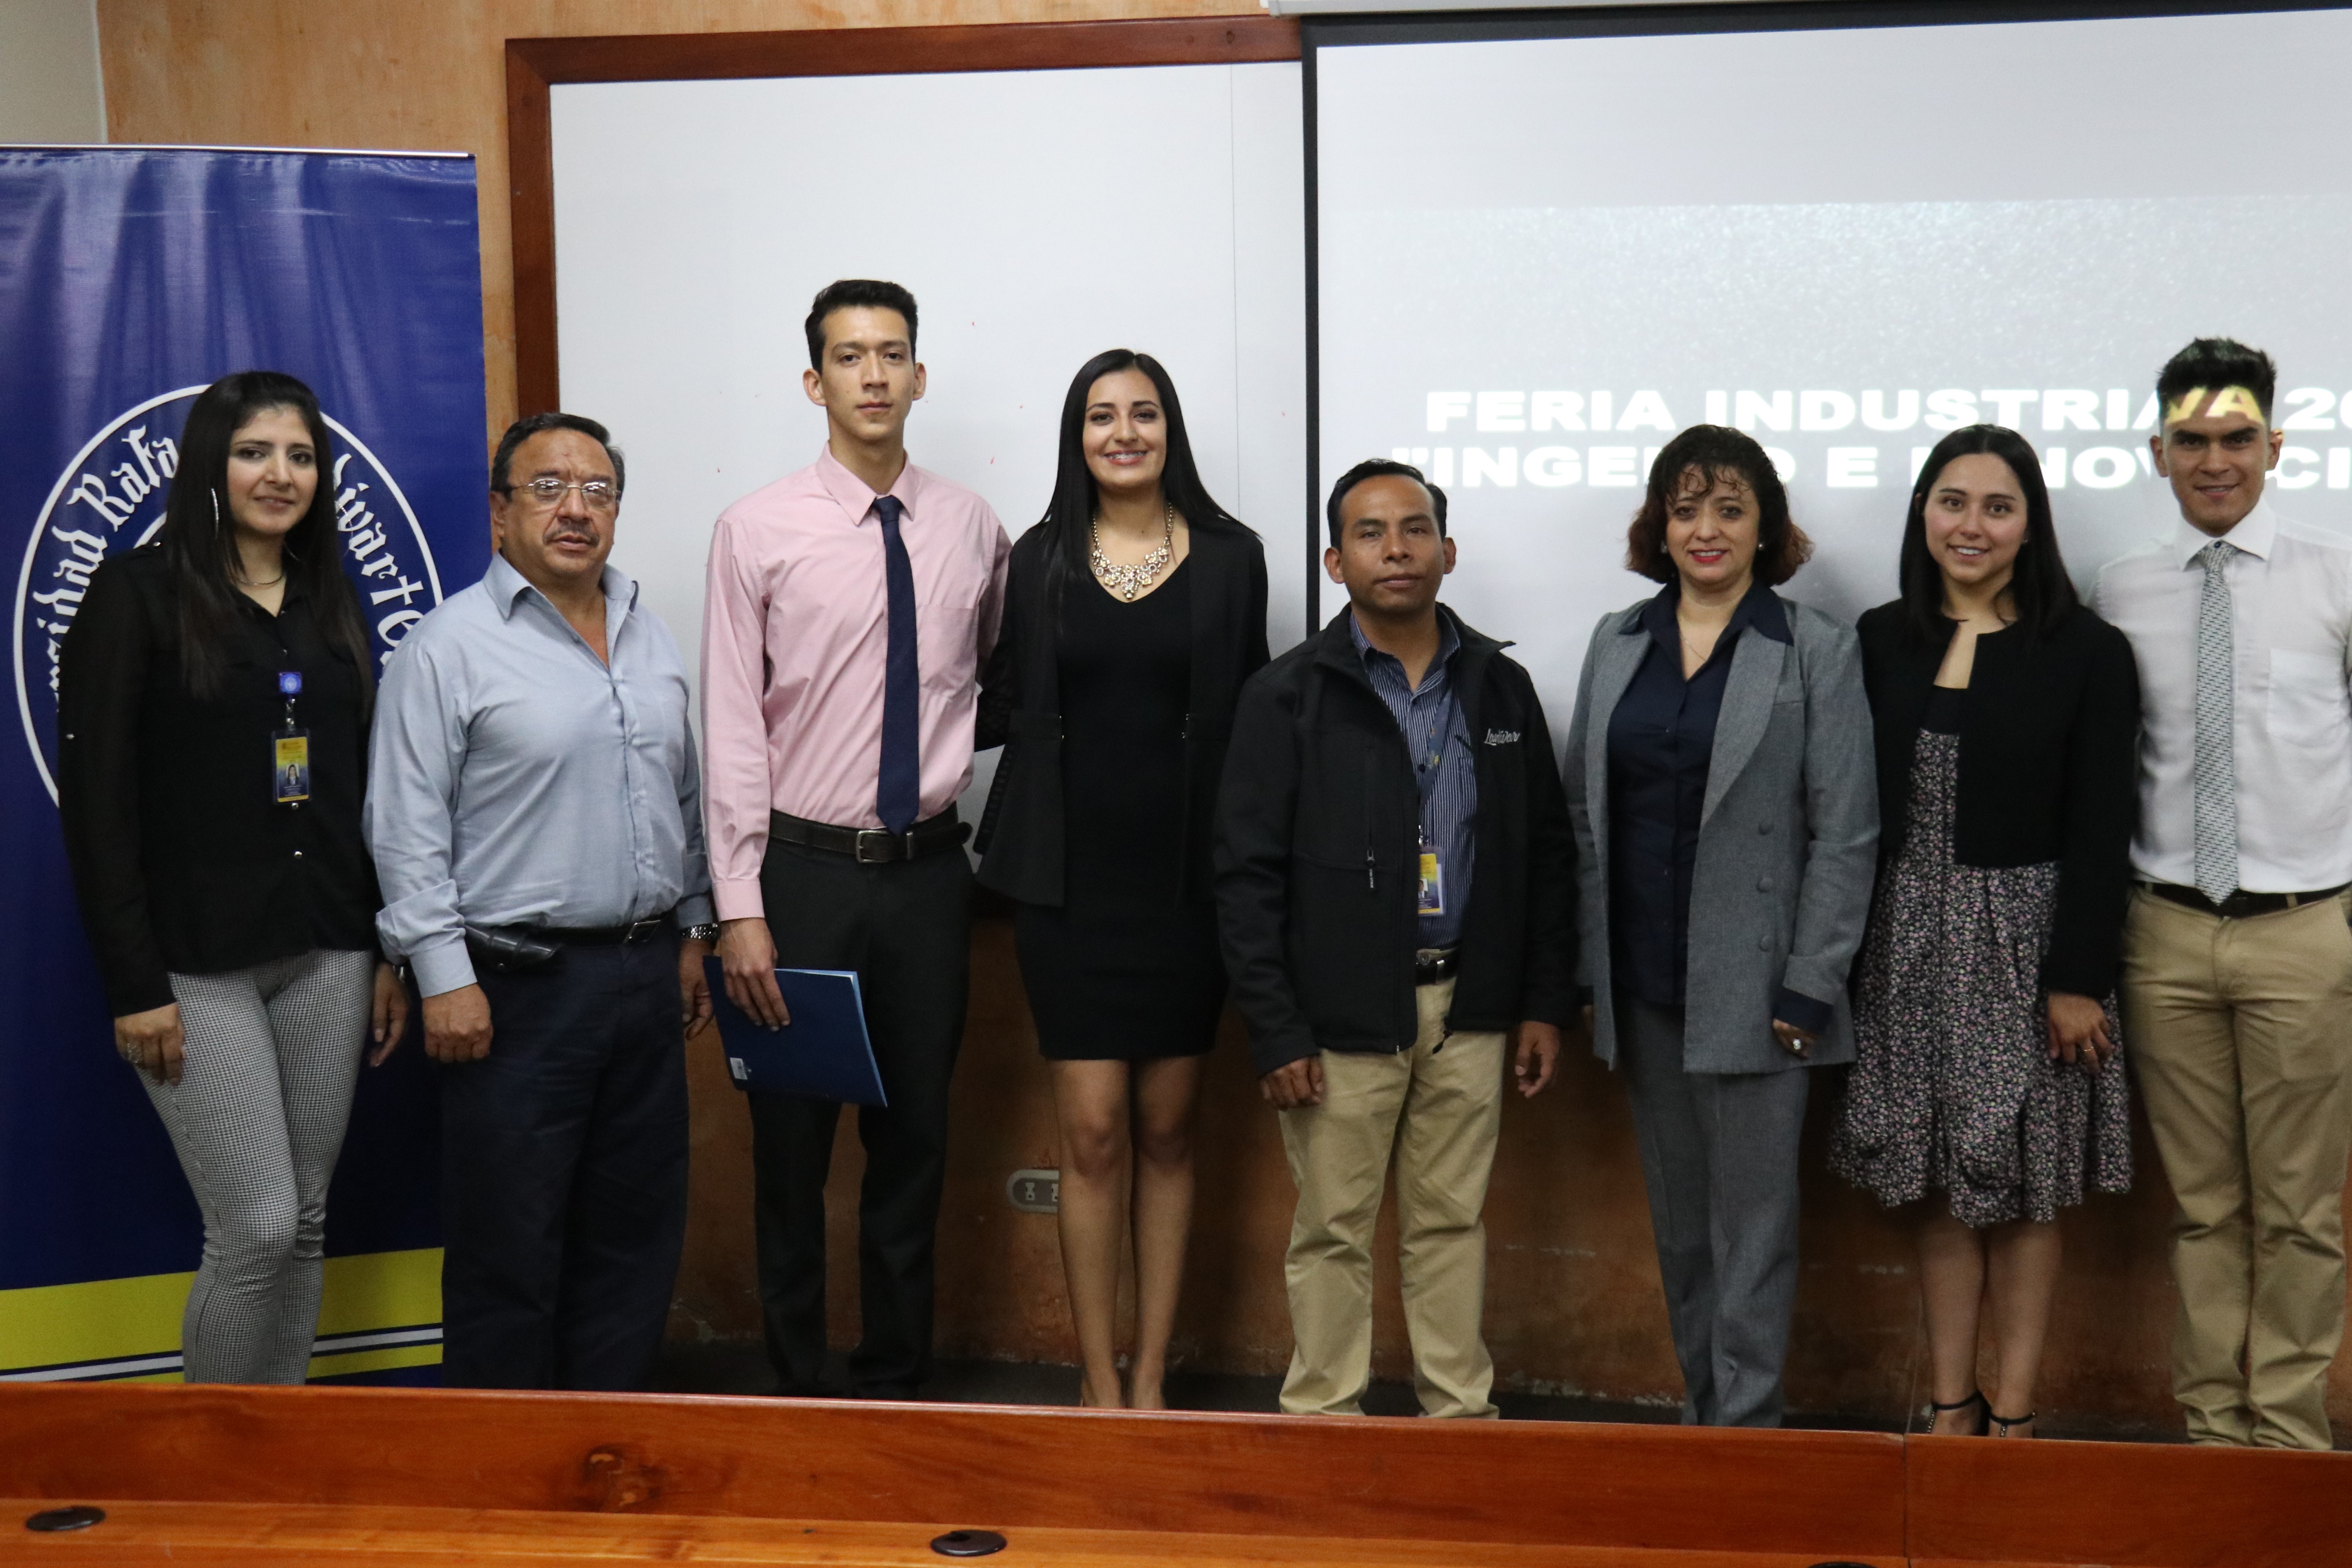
[{"x1": 2095, "y1": 337, "x2": 2352, "y2": 1450}]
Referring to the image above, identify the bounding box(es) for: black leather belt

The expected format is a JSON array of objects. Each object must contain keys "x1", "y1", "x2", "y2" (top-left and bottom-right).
[
  {"x1": 2141, "y1": 881, "x2": 2349, "y2": 920},
  {"x1": 1414, "y1": 947, "x2": 1460, "y2": 986},
  {"x1": 538, "y1": 913, "x2": 676, "y2": 945},
  {"x1": 464, "y1": 911, "x2": 674, "y2": 974},
  {"x1": 770, "y1": 808, "x2": 970, "y2": 865}
]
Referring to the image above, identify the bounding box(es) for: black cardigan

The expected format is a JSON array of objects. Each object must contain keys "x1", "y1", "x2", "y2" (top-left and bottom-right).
[
  {"x1": 1856, "y1": 600, "x2": 2141, "y2": 998},
  {"x1": 57, "y1": 544, "x2": 381, "y2": 1016},
  {"x1": 974, "y1": 520, "x2": 1268, "y2": 906}
]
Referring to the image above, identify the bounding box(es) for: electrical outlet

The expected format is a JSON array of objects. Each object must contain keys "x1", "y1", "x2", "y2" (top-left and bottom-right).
[{"x1": 1005, "y1": 1169, "x2": 1060, "y2": 1214}]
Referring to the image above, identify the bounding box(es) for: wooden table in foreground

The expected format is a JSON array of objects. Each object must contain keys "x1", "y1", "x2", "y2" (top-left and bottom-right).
[{"x1": 0, "y1": 1382, "x2": 2340, "y2": 1566}]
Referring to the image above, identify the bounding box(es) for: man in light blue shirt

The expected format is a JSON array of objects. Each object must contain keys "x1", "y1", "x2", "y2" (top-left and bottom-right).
[{"x1": 367, "y1": 411, "x2": 714, "y2": 1391}]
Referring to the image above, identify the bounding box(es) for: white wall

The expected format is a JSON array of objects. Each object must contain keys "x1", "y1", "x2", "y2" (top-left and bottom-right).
[
  {"x1": 0, "y1": 0, "x2": 104, "y2": 144},
  {"x1": 553, "y1": 62, "x2": 1306, "y2": 817}
]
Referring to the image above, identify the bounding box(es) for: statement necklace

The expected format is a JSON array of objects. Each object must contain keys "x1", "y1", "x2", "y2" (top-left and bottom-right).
[{"x1": 1090, "y1": 504, "x2": 1176, "y2": 601}]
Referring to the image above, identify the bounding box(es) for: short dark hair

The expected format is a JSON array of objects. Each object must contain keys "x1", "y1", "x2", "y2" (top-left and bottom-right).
[
  {"x1": 2157, "y1": 337, "x2": 2277, "y2": 425},
  {"x1": 1626, "y1": 425, "x2": 1812, "y2": 587},
  {"x1": 492, "y1": 412, "x2": 625, "y2": 497},
  {"x1": 1326, "y1": 458, "x2": 1447, "y2": 548},
  {"x1": 805, "y1": 279, "x2": 919, "y2": 371},
  {"x1": 1898, "y1": 424, "x2": 2078, "y2": 642}
]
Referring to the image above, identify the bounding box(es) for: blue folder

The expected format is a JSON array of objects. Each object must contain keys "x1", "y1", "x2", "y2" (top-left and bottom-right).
[{"x1": 703, "y1": 959, "x2": 887, "y2": 1106}]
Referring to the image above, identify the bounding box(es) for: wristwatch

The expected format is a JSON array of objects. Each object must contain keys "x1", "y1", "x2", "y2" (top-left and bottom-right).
[{"x1": 683, "y1": 922, "x2": 720, "y2": 944}]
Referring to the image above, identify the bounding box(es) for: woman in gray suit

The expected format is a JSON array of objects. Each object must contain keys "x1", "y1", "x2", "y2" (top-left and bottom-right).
[{"x1": 1564, "y1": 424, "x2": 1878, "y2": 1427}]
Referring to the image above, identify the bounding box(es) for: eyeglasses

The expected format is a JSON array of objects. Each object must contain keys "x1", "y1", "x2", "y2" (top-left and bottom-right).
[{"x1": 508, "y1": 478, "x2": 619, "y2": 512}]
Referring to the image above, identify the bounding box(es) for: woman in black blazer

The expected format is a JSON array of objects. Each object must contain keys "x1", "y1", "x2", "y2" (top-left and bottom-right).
[
  {"x1": 975, "y1": 349, "x2": 1268, "y2": 1408},
  {"x1": 1831, "y1": 423, "x2": 2139, "y2": 1441}
]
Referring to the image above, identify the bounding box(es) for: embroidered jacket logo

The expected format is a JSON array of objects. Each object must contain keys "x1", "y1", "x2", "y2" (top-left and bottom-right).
[{"x1": 1484, "y1": 728, "x2": 1521, "y2": 745}]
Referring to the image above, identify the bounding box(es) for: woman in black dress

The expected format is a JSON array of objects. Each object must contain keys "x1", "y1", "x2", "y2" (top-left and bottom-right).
[
  {"x1": 1831, "y1": 424, "x2": 2139, "y2": 1438},
  {"x1": 977, "y1": 350, "x2": 1266, "y2": 1407}
]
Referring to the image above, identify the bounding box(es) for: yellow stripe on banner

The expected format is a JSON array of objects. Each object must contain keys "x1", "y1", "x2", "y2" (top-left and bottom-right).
[
  {"x1": 0, "y1": 1270, "x2": 192, "y2": 1372},
  {"x1": 307, "y1": 1343, "x2": 443, "y2": 1380},
  {"x1": 315, "y1": 1248, "x2": 442, "y2": 1337},
  {"x1": 0, "y1": 1248, "x2": 442, "y2": 1376}
]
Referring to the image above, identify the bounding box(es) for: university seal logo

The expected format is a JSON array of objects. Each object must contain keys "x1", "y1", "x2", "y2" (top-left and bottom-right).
[{"x1": 13, "y1": 386, "x2": 446, "y2": 802}]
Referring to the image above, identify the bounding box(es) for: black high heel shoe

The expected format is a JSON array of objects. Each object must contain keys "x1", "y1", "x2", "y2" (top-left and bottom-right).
[{"x1": 1927, "y1": 1390, "x2": 1988, "y2": 1435}]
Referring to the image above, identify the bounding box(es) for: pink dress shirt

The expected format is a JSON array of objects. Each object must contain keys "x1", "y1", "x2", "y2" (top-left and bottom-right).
[{"x1": 702, "y1": 445, "x2": 1011, "y2": 921}]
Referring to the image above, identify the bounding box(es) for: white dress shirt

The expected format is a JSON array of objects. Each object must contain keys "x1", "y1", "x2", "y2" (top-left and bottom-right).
[{"x1": 2095, "y1": 498, "x2": 2352, "y2": 892}]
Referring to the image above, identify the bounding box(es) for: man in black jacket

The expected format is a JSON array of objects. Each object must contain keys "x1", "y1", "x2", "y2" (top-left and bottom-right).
[{"x1": 1214, "y1": 459, "x2": 1576, "y2": 1417}]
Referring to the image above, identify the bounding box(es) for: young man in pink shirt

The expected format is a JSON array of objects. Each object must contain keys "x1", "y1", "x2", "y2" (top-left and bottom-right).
[{"x1": 703, "y1": 280, "x2": 1010, "y2": 1398}]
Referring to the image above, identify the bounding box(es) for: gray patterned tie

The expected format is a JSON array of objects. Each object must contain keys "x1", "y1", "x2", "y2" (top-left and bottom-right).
[{"x1": 2193, "y1": 539, "x2": 2241, "y2": 905}]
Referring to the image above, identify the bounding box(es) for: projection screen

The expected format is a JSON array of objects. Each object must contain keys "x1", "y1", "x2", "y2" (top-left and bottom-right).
[{"x1": 1311, "y1": 2, "x2": 2352, "y2": 728}]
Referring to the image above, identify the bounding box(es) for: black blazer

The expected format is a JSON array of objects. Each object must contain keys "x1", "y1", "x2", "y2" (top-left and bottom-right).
[
  {"x1": 974, "y1": 521, "x2": 1268, "y2": 907},
  {"x1": 57, "y1": 544, "x2": 381, "y2": 1016},
  {"x1": 1856, "y1": 599, "x2": 2141, "y2": 998}
]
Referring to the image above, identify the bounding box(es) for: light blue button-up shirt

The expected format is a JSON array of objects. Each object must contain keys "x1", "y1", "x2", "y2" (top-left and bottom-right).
[{"x1": 365, "y1": 553, "x2": 715, "y2": 996}]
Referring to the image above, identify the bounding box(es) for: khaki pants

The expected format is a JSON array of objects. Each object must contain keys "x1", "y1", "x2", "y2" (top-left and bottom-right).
[
  {"x1": 1276, "y1": 977, "x2": 1505, "y2": 1418},
  {"x1": 2120, "y1": 887, "x2": 2352, "y2": 1449}
]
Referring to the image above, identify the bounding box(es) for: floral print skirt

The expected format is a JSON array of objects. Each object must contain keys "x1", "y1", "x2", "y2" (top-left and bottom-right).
[{"x1": 1830, "y1": 729, "x2": 2132, "y2": 1227}]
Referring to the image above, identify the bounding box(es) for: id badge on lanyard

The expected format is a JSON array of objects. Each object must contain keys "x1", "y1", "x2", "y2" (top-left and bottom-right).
[
  {"x1": 273, "y1": 670, "x2": 310, "y2": 806},
  {"x1": 1417, "y1": 837, "x2": 1445, "y2": 917}
]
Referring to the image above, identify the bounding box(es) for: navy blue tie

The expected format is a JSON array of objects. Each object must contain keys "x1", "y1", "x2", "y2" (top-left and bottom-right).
[{"x1": 874, "y1": 494, "x2": 921, "y2": 836}]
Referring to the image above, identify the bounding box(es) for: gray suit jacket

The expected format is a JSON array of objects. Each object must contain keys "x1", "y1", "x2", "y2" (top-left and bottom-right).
[{"x1": 1563, "y1": 592, "x2": 1878, "y2": 1073}]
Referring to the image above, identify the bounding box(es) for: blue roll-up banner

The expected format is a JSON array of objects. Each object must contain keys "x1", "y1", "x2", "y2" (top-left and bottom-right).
[{"x1": 0, "y1": 148, "x2": 489, "y2": 1383}]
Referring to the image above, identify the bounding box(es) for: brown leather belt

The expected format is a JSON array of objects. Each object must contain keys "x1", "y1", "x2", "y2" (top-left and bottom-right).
[
  {"x1": 770, "y1": 807, "x2": 969, "y2": 865},
  {"x1": 2140, "y1": 881, "x2": 2349, "y2": 920}
]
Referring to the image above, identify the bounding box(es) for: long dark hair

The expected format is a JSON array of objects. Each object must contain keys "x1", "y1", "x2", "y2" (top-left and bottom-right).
[
  {"x1": 1898, "y1": 424, "x2": 2078, "y2": 643},
  {"x1": 1036, "y1": 350, "x2": 1252, "y2": 594},
  {"x1": 161, "y1": 371, "x2": 371, "y2": 697}
]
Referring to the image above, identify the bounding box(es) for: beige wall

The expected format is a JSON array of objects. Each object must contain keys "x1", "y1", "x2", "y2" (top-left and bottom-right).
[
  {"x1": 95, "y1": 0, "x2": 1256, "y2": 452},
  {"x1": 1, "y1": 0, "x2": 105, "y2": 143}
]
